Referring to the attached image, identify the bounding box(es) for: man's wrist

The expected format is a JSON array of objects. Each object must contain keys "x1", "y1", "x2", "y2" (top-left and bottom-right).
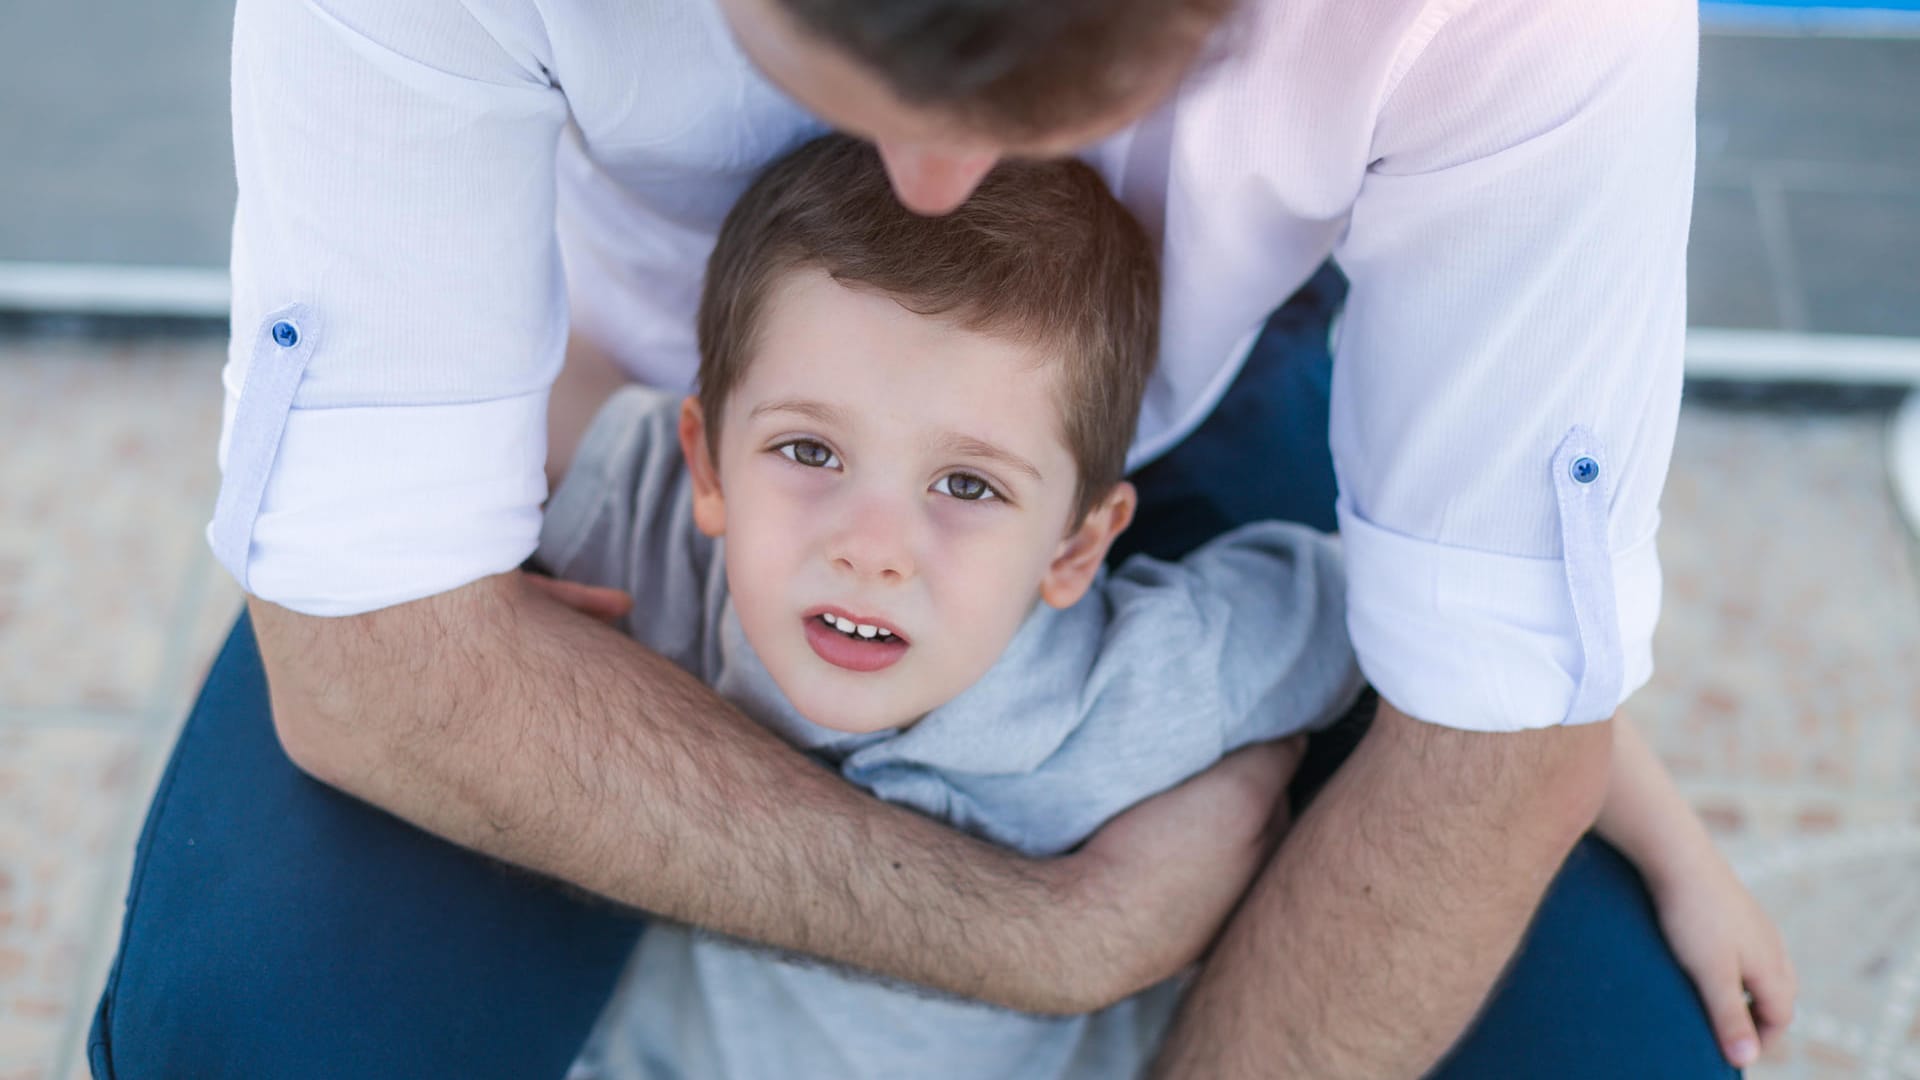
[{"x1": 1039, "y1": 850, "x2": 1141, "y2": 1013}]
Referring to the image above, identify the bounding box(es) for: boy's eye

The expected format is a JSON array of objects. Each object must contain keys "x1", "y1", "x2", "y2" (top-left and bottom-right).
[
  {"x1": 934, "y1": 472, "x2": 999, "y2": 502},
  {"x1": 778, "y1": 440, "x2": 840, "y2": 469}
]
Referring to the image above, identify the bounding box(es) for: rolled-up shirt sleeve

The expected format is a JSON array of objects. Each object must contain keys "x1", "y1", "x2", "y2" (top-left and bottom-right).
[
  {"x1": 1330, "y1": 0, "x2": 1697, "y2": 731},
  {"x1": 209, "y1": 0, "x2": 569, "y2": 615}
]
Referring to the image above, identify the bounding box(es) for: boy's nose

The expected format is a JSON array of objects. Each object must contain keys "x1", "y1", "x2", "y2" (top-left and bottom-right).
[{"x1": 827, "y1": 500, "x2": 917, "y2": 584}]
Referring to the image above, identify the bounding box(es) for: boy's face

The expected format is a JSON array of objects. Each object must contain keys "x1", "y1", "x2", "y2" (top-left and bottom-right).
[{"x1": 681, "y1": 268, "x2": 1133, "y2": 734}]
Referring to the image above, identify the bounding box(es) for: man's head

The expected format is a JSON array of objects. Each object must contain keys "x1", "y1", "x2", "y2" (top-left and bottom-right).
[
  {"x1": 680, "y1": 134, "x2": 1159, "y2": 733},
  {"x1": 716, "y1": 0, "x2": 1235, "y2": 213}
]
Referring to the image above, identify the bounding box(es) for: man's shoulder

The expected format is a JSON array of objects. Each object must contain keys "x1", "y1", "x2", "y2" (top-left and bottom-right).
[{"x1": 1215, "y1": 0, "x2": 1690, "y2": 103}]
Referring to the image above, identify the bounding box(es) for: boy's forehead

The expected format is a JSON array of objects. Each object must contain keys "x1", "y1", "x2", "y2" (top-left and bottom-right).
[{"x1": 735, "y1": 269, "x2": 1077, "y2": 465}]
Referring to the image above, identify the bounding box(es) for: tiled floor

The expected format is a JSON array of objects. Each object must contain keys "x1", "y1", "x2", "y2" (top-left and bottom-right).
[
  {"x1": 1639, "y1": 399, "x2": 1920, "y2": 1077},
  {"x1": 0, "y1": 337, "x2": 238, "y2": 1080},
  {"x1": 2, "y1": 334, "x2": 1917, "y2": 1077}
]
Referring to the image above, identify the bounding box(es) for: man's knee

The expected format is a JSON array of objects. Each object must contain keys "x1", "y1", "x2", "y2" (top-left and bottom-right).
[{"x1": 89, "y1": 613, "x2": 644, "y2": 1079}]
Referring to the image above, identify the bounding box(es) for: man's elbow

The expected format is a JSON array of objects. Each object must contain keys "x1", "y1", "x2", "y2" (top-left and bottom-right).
[
  {"x1": 248, "y1": 575, "x2": 524, "y2": 793},
  {"x1": 245, "y1": 596, "x2": 358, "y2": 788},
  {"x1": 246, "y1": 591, "x2": 451, "y2": 794},
  {"x1": 267, "y1": 682, "x2": 352, "y2": 788}
]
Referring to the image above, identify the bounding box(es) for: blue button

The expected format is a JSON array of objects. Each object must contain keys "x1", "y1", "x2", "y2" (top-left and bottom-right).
[
  {"x1": 271, "y1": 320, "x2": 299, "y2": 348},
  {"x1": 1570, "y1": 456, "x2": 1600, "y2": 485}
]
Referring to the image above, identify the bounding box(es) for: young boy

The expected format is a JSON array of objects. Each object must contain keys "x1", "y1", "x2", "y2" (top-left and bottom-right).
[{"x1": 543, "y1": 135, "x2": 1793, "y2": 1079}]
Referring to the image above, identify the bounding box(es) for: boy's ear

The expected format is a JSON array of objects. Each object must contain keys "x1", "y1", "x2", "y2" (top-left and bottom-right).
[
  {"x1": 678, "y1": 396, "x2": 727, "y2": 538},
  {"x1": 1040, "y1": 480, "x2": 1137, "y2": 610}
]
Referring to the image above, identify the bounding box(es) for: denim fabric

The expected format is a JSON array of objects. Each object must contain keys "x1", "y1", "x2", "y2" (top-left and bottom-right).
[{"x1": 92, "y1": 263, "x2": 1729, "y2": 1078}]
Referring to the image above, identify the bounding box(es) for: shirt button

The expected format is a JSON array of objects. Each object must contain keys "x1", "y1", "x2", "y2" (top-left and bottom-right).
[
  {"x1": 1570, "y1": 456, "x2": 1600, "y2": 485},
  {"x1": 271, "y1": 320, "x2": 300, "y2": 348}
]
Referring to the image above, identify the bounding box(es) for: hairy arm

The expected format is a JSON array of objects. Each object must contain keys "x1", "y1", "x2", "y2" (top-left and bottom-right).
[
  {"x1": 253, "y1": 571, "x2": 1292, "y2": 1015},
  {"x1": 1151, "y1": 697, "x2": 1612, "y2": 1078}
]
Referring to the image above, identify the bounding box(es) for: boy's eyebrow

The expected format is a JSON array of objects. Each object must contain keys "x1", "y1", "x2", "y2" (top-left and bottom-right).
[
  {"x1": 750, "y1": 398, "x2": 851, "y2": 427},
  {"x1": 751, "y1": 398, "x2": 1043, "y2": 484},
  {"x1": 935, "y1": 434, "x2": 1043, "y2": 484}
]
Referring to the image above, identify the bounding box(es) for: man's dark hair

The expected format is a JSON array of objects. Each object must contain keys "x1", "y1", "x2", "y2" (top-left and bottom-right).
[
  {"x1": 777, "y1": 0, "x2": 1234, "y2": 137},
  {"x1": 697, "y1": 134, "x2": 1160, "y2": 526}
]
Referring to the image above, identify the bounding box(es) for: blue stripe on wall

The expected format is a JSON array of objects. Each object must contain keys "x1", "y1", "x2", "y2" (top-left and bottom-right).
[{"x1": 1703, "y1": 0, "x2": 1920, "y2": 31}]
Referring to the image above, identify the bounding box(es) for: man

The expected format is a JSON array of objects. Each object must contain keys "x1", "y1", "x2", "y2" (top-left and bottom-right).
[{"x1": 91, "y1": 0, "x2": 1729, "y2": 1077}]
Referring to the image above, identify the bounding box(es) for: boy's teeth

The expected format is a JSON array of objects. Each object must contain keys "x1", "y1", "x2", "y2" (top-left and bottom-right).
[{"x1": 819, "y1": 613, "x2": 897, "y2": 642}]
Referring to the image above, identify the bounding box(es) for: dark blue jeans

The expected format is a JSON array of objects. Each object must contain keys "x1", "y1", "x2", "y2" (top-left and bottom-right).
[{"x1": 90, "y1": 264, "x2": 1732, "y2": 1079}]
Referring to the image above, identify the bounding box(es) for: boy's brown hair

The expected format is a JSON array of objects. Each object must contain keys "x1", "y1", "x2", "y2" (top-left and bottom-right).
[{"x1": 697, "y1": 134, "x2": 1159, "y2": 525}]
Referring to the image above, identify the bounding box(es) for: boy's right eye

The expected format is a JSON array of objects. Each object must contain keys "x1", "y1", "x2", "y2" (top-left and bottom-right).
[{"x1": 778, "y1": 440, "x2": 841, "y2": 469}]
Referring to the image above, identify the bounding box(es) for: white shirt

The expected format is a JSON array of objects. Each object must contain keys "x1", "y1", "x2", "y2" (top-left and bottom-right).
[{"x1": 211, "y1": 0, "x2": 1698, "y2": 732}]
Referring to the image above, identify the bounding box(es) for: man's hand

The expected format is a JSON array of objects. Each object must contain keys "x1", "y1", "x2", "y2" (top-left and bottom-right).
[
  {"x1": 252, "y1": 571, "x2": 1298, "y2": 1015},
  {"x1": 1150, "y1": 698, "x2": 1612, "y2": 1078}
]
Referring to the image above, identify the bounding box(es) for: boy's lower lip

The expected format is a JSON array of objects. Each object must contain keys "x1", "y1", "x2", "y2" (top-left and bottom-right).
[{"x1": 804, "y1": 617, "x2": 909, "y2": 672}]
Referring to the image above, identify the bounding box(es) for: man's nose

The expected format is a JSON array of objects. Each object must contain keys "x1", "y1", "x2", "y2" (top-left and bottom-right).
[
  {"x1": 827, "y1": 494, "x2": 917, "y2": 583},
  {"x1": 875, "y1": 141, "x2": 999, "y2": 216}
]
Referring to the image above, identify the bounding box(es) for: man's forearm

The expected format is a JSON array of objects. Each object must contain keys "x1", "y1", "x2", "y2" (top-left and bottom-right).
[
  {"x1": 251, "y1": 571, "x2": 1286, "y2": 1015},
  {"x1": 252, "y1": 573, "x2": 1094, "y2": 1010},
  {"x1": 1151, "y1": 699, "x2": 1612, "y2": 1078}
]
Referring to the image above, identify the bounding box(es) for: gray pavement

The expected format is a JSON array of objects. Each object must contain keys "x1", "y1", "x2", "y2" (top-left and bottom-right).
[
  {"x1": 1693, "y1": 33, "x2": 1920, "y2": 336},
  {"x1": 0, "y1": 0, "x2": 234, "y2": 267}
]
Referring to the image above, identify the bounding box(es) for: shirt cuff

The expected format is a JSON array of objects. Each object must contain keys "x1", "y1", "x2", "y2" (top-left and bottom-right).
[
  {"x1": 208, "y1": 381, "x2": 550, "y2": 617},
  {"x1": 1336, "y1": 502, "x2": 1661, "y2": 734}
]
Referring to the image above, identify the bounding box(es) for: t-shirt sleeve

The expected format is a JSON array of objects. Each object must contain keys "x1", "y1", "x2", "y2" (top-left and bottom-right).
[
  {"x1": 1107, "y1": 523, "x2": 1365, "y2": 755},
  {"x1": 207, "y1": 0, "x2": 570, "y2": 615},
  {"x1": 877, "y1": 521, "x2": 1362, "y2": 857},
  {"x1": 536, "y1": 385, "x2": 719, "y2": 674},
  {"x1": 1329, "y1": 0, "x2": 1697, "y2": 731}
]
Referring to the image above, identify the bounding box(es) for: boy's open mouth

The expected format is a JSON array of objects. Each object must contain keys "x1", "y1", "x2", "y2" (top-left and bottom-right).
[{"x1": 803, "y1": 610, "x2": 910, "y2": 673}]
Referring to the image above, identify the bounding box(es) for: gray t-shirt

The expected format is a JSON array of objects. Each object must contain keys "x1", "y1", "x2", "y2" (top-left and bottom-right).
[{"x1": 543, "y1": 385, "x2": 1364, "y2": 1080}]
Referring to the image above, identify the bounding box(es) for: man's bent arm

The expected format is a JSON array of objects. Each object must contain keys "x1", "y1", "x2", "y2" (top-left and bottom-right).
[
  {"x1": 1151, "y1": 697, "x2": 1612, "y2": 1078},
  {"x1": 251, "y1": 571, "x2": 1289, "y2": 1016}
]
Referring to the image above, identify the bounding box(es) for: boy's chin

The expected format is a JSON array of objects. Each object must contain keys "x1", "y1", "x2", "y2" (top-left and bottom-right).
[
  {"x1": 784, "y1": 678, "x2": 919, "y2": 735},
  {"x1": 795, "y1": 703, "x2": 915, "y2": 736}
]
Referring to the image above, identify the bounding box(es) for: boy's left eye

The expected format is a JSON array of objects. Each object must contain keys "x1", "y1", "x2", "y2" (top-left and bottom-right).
[{"x1": 933, "y1": 472, "x2": 999, "y2": 502}]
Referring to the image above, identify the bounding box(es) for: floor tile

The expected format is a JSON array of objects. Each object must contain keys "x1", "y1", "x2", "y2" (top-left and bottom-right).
[
  {"x1": 0, "y1": 728, "x2": 152, "y2": 1080},
  {"x1": 1639, "y1": 404, "x2": 1920, "y2": 802},
  {"x1": 1743, "y1": 835, "x2": 1920, "y2": 1079},
  {"x1": 1634, "y1": 400, "x2": 1920, "y2": 1079},
  {"x1": 0, "y1": 340, "x2": 225, "y2": 715}
]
